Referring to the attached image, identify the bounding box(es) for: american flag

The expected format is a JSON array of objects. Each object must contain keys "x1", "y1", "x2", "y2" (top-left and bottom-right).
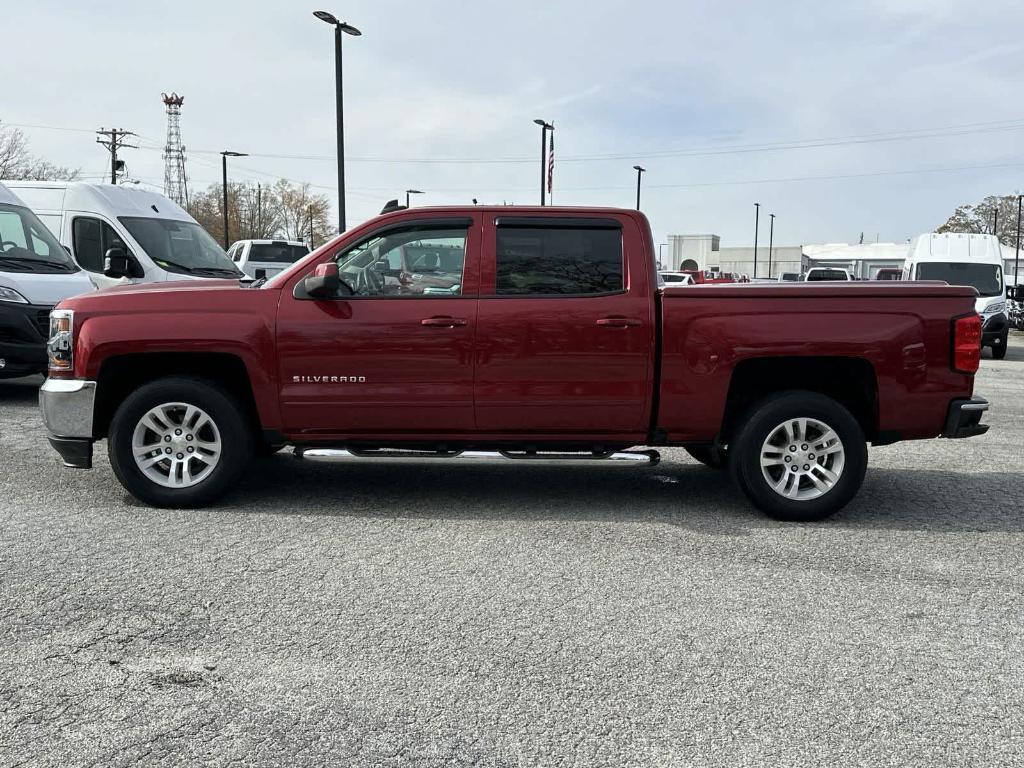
[{"x1": 547, "y1": 124, "x2": 555, "y2": 197}]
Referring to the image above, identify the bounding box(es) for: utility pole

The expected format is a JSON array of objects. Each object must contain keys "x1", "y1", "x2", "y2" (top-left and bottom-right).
[
  {"x1": 753, "y1": 203, "x2": 761, "y2": 279},
  {"x1": 768, "y1": 214, "x2": 775, "y2": 280},
  {"x1": 993, "y1": 207, "x2": 999, "y2": 239},
  {"x1": 96, "y1": 128, "x2": 137, "y2": 184},
  {"x1": 309, "y1": 205, "x2": 315, "y2": 249},
  {"x1": 257, "y1": 183, "x2": 262, "y2": 236}
]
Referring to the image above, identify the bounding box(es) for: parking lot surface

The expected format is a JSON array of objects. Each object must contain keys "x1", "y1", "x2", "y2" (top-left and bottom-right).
[{"x1": 2, "y1": 336, "x2": 1023, "y2": 767}]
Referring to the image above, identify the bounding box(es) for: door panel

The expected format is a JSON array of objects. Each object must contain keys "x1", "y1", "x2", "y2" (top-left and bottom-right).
[
  {"x1": 276, "y1": 216, "x2": 480, "y2": 438},
  {"x1": 473, "y1": 215, "x2": 656, "y2": 433},
  {"x1": 277, "y1": 297, "x2": 477, "y2": 435}
]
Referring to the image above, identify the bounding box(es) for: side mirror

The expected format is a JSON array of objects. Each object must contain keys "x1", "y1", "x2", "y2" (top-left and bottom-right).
[
  {"x1": 103, "y1": 247, "x2": 132, "y2": 279},
  {"x1": 302, "y1": 262, "x2": 352, "y2": 299},
  {"x1": 372, "y1": 260, "x2": 390, "y2": 274}
]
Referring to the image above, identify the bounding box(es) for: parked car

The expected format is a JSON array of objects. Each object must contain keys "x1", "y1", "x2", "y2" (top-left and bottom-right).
[
  {"x1": 39, "y1": 205, "x2": 988, "y2": 522},
  {"x1": 0, "y1": 182, "x2": 95, "y2": 379},
  {"x1": 229, "y1": 239, "x2": 310, "y2": 280},
  {"x1": 805, "y1": 267, "x2": 852, "y2": 281},
  {"x1": 904, "y1": 232, "x2": 1007, "y2": 359},
  {"x1": 658, "y1": 271, "x2": 695, "y2": 286},
  {"x1": 874, "y1": 267, "x2": 902, "y2": 281},
  {"x1": 2, "y1": 181, "x2": 244, "y2": 288}
]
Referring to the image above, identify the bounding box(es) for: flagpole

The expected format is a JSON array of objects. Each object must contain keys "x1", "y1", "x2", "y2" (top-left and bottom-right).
[{"x1": 548, "y1": 122, "x2": 554, "y2": 205}]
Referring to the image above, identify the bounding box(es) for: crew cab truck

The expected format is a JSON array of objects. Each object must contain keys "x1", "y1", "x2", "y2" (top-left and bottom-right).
[{"x1": 39, "y1": 206, "x2": 989, "y2": 522}]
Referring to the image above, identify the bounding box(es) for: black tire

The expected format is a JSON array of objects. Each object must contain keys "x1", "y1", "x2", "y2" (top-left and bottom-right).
[
  {"x1": 108, "y1": 376, "x2": 252, "y2": 508},
  {"x1": 729, "y1": 390, "x2": 868, "y2": 522},
  {"x1": 684, "y1": 444, "x2": 728, "y2": 469},
  {"x1": 991, "y1": 334, "x2": 1008, "y2": 360}
]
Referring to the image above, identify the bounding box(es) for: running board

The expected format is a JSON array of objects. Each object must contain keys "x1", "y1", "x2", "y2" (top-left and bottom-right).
[{"x1": 294, "y1": 447, "x2": 660, "y2": 467}]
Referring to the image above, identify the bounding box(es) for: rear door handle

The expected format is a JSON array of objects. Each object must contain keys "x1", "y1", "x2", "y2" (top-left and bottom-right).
[
  {"x1": 421, "y1": 316, "x2": 467, "y2": 328},
  {"x1": 596, "y1": 317, "x2": 642, "y2": 328}
]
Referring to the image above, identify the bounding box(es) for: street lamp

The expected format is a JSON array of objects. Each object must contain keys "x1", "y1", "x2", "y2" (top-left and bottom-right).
[
  {"x1": 313, "y1": 10, "x2": 361, "y2": 233},
  {"x1": 534, "y1": 119, "x2": 553, "y2": 206},
  {"x1": 753, "y1": 202, "x2": 761, "y2": 279},
  {"x1": 633, "y1": 166, "x2": 646, "y2": 210},
  {"x1": 767, "y1": 213, "x2": 775, "y2": 280},
  {"x1": 220, "y1": 150, "x2": 248, "y2": 249},
  {"x1": 406, "y1": 189, "x2": 423, "y2": 208}
]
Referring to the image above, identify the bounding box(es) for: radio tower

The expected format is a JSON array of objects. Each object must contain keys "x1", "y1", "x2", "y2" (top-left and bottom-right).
[{"x1": 161, "y1": 92, "x2": 188, "y2": 206}]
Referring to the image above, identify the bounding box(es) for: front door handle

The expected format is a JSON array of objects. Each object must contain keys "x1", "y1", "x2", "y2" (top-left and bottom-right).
[
  {"x1": 596, "y1": 317, "x2": 642, "y2": 328},
  {"x1": 421, "y1": 316, "x2": 467, "y2": 328}
]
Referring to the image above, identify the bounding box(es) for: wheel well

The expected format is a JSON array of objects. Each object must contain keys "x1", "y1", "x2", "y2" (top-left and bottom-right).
[
  {"x1": 93, "y1": 353, "x2": 261, "y2": 439},
  {"x1": 720, "y1": 357, "x2": 878, "y2": 442}
]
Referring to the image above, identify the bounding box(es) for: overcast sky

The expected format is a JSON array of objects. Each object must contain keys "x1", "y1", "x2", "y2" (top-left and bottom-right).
[{"x1": 4, "y1": 0, "x2": 1024, "y2": 248}]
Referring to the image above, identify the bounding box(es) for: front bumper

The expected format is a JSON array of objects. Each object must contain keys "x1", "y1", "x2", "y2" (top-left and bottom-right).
[
  {"x1": 39, "y1": 378, "x2": 97, "y2": 468},
  {"x1": 940, "y1": 394, "x2": 989, "y2": 439},
  {"x1": 982, "y1": 313, "x2": 1008, "y2": 345},
  {"x1": 0, "y1": 302, "x2": 52, "y2": 376}
]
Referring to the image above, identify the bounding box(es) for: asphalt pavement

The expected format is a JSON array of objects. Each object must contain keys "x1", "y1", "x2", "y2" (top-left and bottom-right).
[{"x1": 1, "y1": 335, "x2": 1022, "y2": 767}]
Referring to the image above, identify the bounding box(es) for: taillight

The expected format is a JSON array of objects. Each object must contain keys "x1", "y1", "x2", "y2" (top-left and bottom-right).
[{"x1": 952, "y1": 314, "x2": 982, "y2": 373}]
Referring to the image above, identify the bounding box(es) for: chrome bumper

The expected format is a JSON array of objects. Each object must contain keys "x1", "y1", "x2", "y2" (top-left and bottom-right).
[{"x1": 39, "y1": 378, "x2": 97, "y2": 439}]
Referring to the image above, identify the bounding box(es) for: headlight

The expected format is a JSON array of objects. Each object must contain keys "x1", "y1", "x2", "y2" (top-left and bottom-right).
[
  {"x1": 47, "y1": 309, "x2": 74, "y2": 372},
  {"x1": 0, "y1": 285, "x2": 29, "y2": 304},
  {"x1": 984, "y1": 302, "x2": 1006, "y2": 315}
]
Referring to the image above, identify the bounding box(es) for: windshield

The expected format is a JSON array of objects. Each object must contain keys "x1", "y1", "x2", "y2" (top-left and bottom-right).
[
  {"x1": 118, "y1": 217, "x2": 240, "y2": 276},
  {"x1": 0, "y1": 203, "x2": 78, "y2": 273},
  {"x1": 916, "y1": 262, "x2": 1003, "y2": 297},
  {"x1": 248, "y1": 243, "x2": 309, "y2": 264}
]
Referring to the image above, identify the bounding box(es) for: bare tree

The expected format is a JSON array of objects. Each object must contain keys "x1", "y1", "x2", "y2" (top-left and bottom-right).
[
  {"x1": 938, "y1": 194, "x2": 1021, "y2": 246},
  {"x1": 186, "y1": 179, "x2": 333, "y2": 248},
  {"x1": 0, "y1": 124, "x2": 79, "y2": 181}
]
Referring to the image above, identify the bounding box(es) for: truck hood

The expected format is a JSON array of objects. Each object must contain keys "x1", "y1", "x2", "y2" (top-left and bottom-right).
[
  {"x1": 56, "y1": 278, "x2": 258, "y2": 312},
  {"x1": 0, "y1": 268, "x2": 95, "y2": 305}
]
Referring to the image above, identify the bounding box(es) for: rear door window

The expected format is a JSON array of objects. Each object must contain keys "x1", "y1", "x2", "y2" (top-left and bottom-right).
[
  {"x1": 494, "y1": 222, "x2": 623, "y2": 296},
  {"x1": 249, "y1": 243, "x2": 310, "y2": 264}
]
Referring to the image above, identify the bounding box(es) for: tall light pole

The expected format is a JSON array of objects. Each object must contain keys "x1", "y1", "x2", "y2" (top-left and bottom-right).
[
  {"x1": 314, "y1": 10, "x2": 361, "y2": 233},
  {"x1": 406, "y1": 189, "x2": 423, "y2": 208},
  {"x1": 753, "y1": 203, "x2": 761, "y2": 279},
  {"x1": 220, "y1": 150, "x2": 247, "y2": 249},
  {"x1": 533, "y1": 119, "x2": 553, "y2": 205},
  {"x1": 633, "y1": 166, "x2": 646, "y2": 210},
  {"x1": 767, "y1": 213, "x2": 775, "y2": 280},
  {"x1": 658, "y1": 243, "x2": 666, "y2": 270}
]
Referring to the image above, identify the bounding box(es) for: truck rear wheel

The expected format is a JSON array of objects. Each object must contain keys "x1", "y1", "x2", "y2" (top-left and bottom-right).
[
  {"x1": 108, "y1": 377, "x2": 252, "y2": 508},
  {"x1": 729, "y1": 391, "x2": 867, "y2": 522}
]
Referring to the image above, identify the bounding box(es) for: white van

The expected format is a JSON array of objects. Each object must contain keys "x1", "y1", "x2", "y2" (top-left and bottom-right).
[
  {"x1": 904, "y1": 232, "x2": 1007, "y2": 358},
  {"x1": 2, "y1": 181, "x2": 243, "y2": 289},
  {"x1": 228, "y1": 239, "x2": 310, "y2": 280},
  {"x1": 0, "y1": 182, "x2": 95, "y2": 379}
]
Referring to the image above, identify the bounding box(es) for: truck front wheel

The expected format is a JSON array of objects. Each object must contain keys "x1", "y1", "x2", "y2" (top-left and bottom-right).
[
  {"x1": 729, "y1": 391, "x2": 867, "y2": 522},
  {"x1": 108, "y1": 377, "x2": 252, "y2": 508}
]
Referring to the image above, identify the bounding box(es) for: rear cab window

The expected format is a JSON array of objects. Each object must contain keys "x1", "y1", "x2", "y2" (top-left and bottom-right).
[
  {"x1": 491, "y1": 218, "x2": 624, "y2": 296},
  {"x1": 249, "y1": 242, "x2": 310, "y2": 264}
]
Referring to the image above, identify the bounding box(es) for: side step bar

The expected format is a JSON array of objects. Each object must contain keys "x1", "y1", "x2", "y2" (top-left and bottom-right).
[{"x1": 294, "y1": 447, "x2": 660, "y2": 467}]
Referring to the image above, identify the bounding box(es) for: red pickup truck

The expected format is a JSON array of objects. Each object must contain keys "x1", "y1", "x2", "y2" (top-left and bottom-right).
[{"x1": 39, "y1": 206, "x2": 988, "y2": 521}]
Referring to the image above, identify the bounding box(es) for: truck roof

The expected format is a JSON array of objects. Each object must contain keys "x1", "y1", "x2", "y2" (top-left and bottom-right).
[
  {"x1": 0, "y1": 181, "x2": 193, "y2": 223},
  {"x1": 908, "y1": 232, "x2": 1003, "y2": 264}
]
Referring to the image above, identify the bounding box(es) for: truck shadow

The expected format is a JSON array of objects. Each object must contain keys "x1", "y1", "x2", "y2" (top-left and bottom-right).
[{"x1": 227, "y1": 456, "x2": 1024, "y2": 534}]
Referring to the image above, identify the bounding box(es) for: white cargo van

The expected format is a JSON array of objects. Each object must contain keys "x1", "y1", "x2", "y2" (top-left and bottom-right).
[
  {"x1": 228, "y1": 239, "x2": 310, "y2": 280},
  {"x1": 0, "y1": 182, "x2": 95, "y2": 378},
  {"x1": 904, "y1": 232, "x2": 1007, "y2": 358},
  {"x1": 2, "y1": 181, "x2": 243, "y2": 289}
]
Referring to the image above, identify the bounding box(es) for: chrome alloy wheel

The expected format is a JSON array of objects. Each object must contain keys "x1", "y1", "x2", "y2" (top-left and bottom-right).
[
  {"x1": 759, "y1": 417, "x2": 845, "y2": 501},
  {"x1": 131, "y1": 402, "x2": 222, "y2": 489}
]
